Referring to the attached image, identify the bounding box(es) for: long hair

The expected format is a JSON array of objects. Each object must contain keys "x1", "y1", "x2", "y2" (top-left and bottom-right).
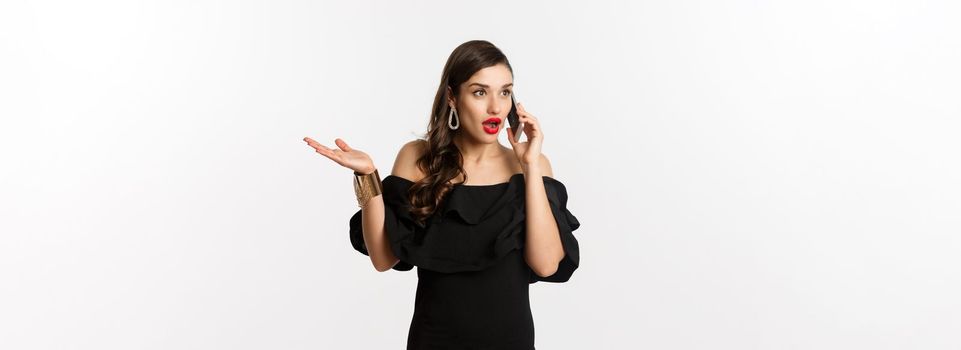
[{"x1": 408, "y1": 40, "x2": 513, "y2": 226}]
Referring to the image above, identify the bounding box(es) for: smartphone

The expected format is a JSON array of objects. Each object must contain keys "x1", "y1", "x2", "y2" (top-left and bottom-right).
[{"x1": 506, "y1": 94, "x2": 524, "y2": 143}]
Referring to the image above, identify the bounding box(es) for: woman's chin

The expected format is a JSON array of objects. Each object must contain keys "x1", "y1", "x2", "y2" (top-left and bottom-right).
[
  {"x1": 460, "y1": 129, "x2": 502, "y2": 144},
  {"x1": 468, "y1": 132, "x2": 498, "y2": 142}
]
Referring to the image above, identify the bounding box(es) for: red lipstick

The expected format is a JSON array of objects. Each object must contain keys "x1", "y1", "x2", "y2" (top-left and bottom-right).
[{"x1": 482, "y1": 117, "x2": 501, "y2": 135}]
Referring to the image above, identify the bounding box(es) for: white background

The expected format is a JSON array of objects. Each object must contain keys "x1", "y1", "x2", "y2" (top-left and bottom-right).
[{"x1": 2, "y1": 1, "x2": 960, "y2": 349}]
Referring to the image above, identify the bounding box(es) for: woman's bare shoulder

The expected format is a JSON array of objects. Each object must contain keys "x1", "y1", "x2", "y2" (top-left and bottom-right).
[{"x1": 390, "y1": 139, "x2": 428, "y2": 182}]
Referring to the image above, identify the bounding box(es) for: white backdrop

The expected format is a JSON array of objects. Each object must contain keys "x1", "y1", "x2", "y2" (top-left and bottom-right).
[{"x1": 2, "y1": 1, "x2": 960, "y2": 349}]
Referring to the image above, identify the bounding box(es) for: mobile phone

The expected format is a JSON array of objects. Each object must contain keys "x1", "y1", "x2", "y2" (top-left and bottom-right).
[{"x1": 506, "y1": 94, "x2": 524, "y2": 143}]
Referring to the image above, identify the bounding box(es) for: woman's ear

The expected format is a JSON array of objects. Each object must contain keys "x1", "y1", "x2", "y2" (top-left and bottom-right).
[{"x1": 446, "y1": 86, "x2": 456, "y2": 108}]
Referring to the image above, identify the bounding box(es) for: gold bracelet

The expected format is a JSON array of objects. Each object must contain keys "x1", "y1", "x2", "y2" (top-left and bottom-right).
[{"x1": 353, "y1": 168, "x2": 383, "y2": 208}]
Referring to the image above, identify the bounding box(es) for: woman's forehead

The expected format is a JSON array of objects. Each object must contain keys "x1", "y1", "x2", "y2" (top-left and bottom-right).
[{"x1": 464, "y1": 65, "x2": 513, "y2": 87}]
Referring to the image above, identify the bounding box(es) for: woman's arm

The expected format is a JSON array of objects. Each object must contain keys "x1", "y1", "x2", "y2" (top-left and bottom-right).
[
  {"x1": 522, "y1": 154, "x2": 566, "y2": 277},
  {"x1": 358, "y1": 188, "x2": 401, "y2": 272},
  {"x1": 303, "y1": 136, "x2": 405, "y2": 272},
  {"x1": 359, "y1": 140, "x2": 425, "y2": 271}
]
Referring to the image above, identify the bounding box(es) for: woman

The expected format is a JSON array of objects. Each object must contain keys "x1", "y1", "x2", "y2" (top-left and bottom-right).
[{"x1": 304, "y1": 40, "x2": 581, "y2": 350}]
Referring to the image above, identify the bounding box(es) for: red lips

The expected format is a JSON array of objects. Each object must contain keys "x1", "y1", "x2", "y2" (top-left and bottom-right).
[{"x1": 482, "y1": 118, "x2": 501, "y2": 135}]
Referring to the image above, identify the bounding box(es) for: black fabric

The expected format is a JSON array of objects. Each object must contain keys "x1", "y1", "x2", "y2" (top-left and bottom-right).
[{"x1": 348, "y1": 173, "x2": 581, "y2": 349}]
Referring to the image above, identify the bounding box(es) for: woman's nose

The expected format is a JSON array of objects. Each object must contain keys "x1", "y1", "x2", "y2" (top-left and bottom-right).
[{"x1": 487, "y1": 98, "x2": 501, "y2": 115}]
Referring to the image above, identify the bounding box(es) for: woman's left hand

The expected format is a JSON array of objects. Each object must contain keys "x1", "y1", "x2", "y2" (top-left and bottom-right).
[{"x1": 506, "y1": 102, "x2": 544, "y2": 169}]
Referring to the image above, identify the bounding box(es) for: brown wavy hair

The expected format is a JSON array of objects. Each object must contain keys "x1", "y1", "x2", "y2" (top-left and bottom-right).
[{"x1": 408, "y1": 40, "x2": 514, "y2": 226}]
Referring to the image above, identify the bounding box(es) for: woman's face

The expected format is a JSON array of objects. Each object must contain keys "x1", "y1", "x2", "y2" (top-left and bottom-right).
[{"x1": 449, "y1": 64, "x2": 514, "y2": 143}]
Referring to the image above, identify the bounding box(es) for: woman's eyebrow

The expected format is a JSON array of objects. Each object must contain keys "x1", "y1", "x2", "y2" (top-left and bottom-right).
[{"x1": 468, "y1": 83, "x2": 514, "y2": 88}]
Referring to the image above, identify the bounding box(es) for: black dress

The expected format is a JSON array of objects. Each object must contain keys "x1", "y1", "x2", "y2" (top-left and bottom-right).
[{"x1": 349, "y1": 173, "x2": 581, "y2": 350}]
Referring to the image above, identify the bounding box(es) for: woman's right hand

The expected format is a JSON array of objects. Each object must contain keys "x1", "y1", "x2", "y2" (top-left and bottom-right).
[{"x1": 303, "y1": 137, "x2": 376, "y2": 174}]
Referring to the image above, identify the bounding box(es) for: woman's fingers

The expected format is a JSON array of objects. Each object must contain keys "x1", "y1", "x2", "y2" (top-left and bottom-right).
[
  {"x1": 516, "y1": 103, "x2": 538, "y2": 124},
  {"x1": 317, "y1": 145, "x2": 340, "y2": 160},
  {"x1": 303, "y1": 138, "x2": 324, "y2": 152},
  {"x1": 519, "y1": 115, "x2": 538, "y2": 133},
  {"x1": 304, "y1": 136, "x2": 343, "y2": 162},
  {"x1": 513, "y1": 103, "x2": 536, "y2": 136},
  {"x1": 335, "y1": 138, "x2": 353, "y2": 152},
  {"x1": 515, "y1": 112, "x2": 543, "y2": 142},
  {"x1": 304, "y1": 137, "x2": 332, "y2": 152},
  {"x1": 304, "y1": 137, "x2": 327, "y2": 152},
  {"x1": 303, "y1": 137, "x2": 321, "y2": 149},
  {"x1": 304, "y1": 136, "x2": 353, "y2": 154}
]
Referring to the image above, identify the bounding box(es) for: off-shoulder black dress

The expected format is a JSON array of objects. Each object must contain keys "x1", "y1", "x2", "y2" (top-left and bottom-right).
[{"x1": 349, "y1": 173, "x2": 581, "y2": 350}]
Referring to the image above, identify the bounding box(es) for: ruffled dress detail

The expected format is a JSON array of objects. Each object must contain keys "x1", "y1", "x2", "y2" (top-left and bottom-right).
[{"x1": 348, "y1": 173, "x2": 581, "y2": 283}]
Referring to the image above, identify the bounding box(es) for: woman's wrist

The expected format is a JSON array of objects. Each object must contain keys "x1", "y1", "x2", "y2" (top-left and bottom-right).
[
  {"x1": 353, "y1": 168, "x2": 383, "y2": 208},
  {"x1": 354, "y1": 165, "x2": 377, "y2": 176},
  {"x1": 521, "y1": 161, "x2": 541, "y2": 175}
]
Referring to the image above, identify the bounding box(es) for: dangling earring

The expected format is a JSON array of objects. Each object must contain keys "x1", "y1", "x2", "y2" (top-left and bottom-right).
[{"x1": 447, "y1": 106, "x2": 460, "y2": 130}]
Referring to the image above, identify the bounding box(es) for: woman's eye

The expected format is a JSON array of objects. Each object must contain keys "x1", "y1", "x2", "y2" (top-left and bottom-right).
[
  {"x1": 473, "y1": 90, "x2": 485, "y2": 96},
  {"x1": 502, "y1": 90, "x2": 512, "y2": 96}
]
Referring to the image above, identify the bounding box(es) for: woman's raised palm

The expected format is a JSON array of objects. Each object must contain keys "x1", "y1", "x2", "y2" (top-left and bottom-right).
[{"x1": 303, "y1": 137, "x2": 376, "y2": 174}]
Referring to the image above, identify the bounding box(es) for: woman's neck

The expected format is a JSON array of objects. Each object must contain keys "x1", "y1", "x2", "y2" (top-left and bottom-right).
[{"x1": 453, "y1": 135, "x2": 504, "y2": 165}]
